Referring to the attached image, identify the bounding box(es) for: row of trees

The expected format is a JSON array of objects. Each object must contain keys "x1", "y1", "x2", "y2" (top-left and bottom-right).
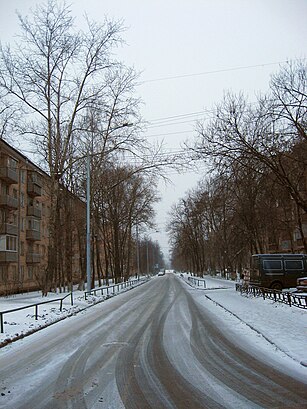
[
  {"x1": 169, "y1": 60, "x2": 307, "y2": 276},
  {"x1": 0, "y1": 0, "x2": 168, "y2": 290}
]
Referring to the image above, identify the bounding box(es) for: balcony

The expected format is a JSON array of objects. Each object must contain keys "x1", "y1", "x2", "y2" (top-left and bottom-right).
[
  {"x1": 0, "y1": 165, "x2": 18, "y2": 184},
  {"x1": 27, "y1": 181, "x2": 42, "y2": 197},
  {"x1": 0, "y1": 251, "x2": 17, "y2": 263},
  {"x1": 27, "y1": 205, "x2": 42, "y2": 218},
  {"x1": 26, "y1": 229, "x2": 41, "y2": 241},
  {"x1": 0, "y1": 223, "x2": 18, "y2": 236},
  {"x1": 26, "y1": 253, "x2": 41, "y2": 264},
  {"x1": 27, "y1": 173, "x2": 42, "y2": 197},
  {"x1": 0, "y1": 195, "x2": 18, "y2": 210}
]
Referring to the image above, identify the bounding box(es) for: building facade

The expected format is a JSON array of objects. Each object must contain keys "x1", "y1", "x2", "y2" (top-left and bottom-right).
[{"x1": 0, "y1": 139, "x2": 85, "y2": 295}]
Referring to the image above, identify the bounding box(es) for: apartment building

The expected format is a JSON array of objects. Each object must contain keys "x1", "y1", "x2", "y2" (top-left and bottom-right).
[{"x1": 0, "y1": 139, "x2": 86, "y2": 295}]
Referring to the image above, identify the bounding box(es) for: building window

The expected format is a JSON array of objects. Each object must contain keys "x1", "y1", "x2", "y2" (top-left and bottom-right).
[
  {"x1": 11, "y1": 265, "x2": 18, "y2": 281},
  {"x1": 28, "y1": 218, "x2": 40, "y2": 231},
  {"x1": 21, "y1": 217, "x2": 25, "y2": 231},
  {"x1": 20, "y1": 169, "x2": 26, "y2": 184},
  {"x1": 0, "y1": 265, "x2": 8, "y2": 281},
  {"x1": 0, "y1": 235, "x2": 17, "y2": 251},
  {"x1": 19, "y1": 266, "x2": 24, "y2": 281},
  {"x1": 20, "y1": 241, "x2": 24, "y2": 256},
  {"x1": 7, "y1": 157, "x2": 17, "y2": 170},
  {"x1": 7, "y1": 235, "x2": 17, "y2": 251},
  {"x1": 2, "y1": 185, "x2": 9, "y2": 195},
  {"x1": 28, "y1": 266, "x2": 33, "y2": 280},
  {"x1": 20, "y1": 192, "x2": 25, "y2": 207}
]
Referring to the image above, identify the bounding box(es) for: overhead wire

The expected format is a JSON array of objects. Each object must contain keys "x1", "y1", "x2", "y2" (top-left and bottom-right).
[
  {"x1": 139, "y1": 60, "x2": 290, "y2": 84},
  {"x1": 145, "y1": 130, "x2": 194, "y2": 138}
]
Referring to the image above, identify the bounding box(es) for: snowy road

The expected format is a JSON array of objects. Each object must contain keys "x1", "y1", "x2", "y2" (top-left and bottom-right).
[{"x1": 0, "y1": 274, "x2": 307, "y2": 408}]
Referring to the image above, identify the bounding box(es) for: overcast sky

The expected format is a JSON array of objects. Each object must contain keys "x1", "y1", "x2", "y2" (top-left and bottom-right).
[{"x1": 0, "y1": 0, "x2": 306, "y2": 260}]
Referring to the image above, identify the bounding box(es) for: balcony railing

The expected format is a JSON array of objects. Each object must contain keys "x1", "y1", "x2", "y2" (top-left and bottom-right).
[
  {"x1": 0, "y1": 223, "x2": 18, "y2": 236},
  {"x1": 0, "y1": 251, "x2": 17, "y2": 263},
  {"x1": 0, "y1": 195, "x2": 18, "y2": 210},
  {"x1": 27, "y1": 205, "x2": 42, "y2": 218},
  {"x1": 27, "y1": 181, "x2": 42, "y2": 197},
  {"x1": 26, "y1": 229, "x2": 41, "y2": 241},
  {"x1": 0, "y1": 166, "x2": 18, "y2": 184},
  {"x1": 26, "y1": 253, "x2": 41, "y2": 264}
]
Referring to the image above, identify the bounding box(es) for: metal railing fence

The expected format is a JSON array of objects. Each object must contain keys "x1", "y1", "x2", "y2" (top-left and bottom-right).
[
  {"x1": 84, "y1": 278, "x2": 142, "y2": 300},
  {"x1": 236, "y1": 283, "x2": 307, "y2": 309},
  {"x1": 187, "y1": 276, "x2": 206, "y2": 288},
  {"x1": 0, "y1": 292, "x2": 73, "y2": 333}
]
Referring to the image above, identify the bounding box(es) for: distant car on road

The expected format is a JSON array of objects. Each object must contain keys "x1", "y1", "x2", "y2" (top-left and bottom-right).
[
  {"x1": 158, "y1": 270, "x2": 165, "y2": 276},
  {"x1": 297, "y1": 276, "x2": 307, "y2": 292}
]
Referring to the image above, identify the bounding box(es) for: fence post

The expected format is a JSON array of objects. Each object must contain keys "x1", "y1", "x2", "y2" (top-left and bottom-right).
[
  {"x1": 35, "y1": 305, "x2": 38, "y2": 320},
  {"x1": 287, "y1": 292, "x2": 292, "y2": 307},
  {"x1": 71, "y1": 292, "x2": 73, "y2": 306},
  {"x1": 60, "y1": 299, "x2": 63, "y2": 312},
  {"x1": 0, "y1": 312, "x2": 3, "y2": 333}
]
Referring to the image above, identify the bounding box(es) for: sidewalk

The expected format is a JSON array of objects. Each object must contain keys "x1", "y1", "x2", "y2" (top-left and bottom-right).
[
  {"x1": 182, "y1": 274, "x2": 307, "y2": 368},
  {"x1": 0, "y1": 279, "x2": 147, "y2": 347}
]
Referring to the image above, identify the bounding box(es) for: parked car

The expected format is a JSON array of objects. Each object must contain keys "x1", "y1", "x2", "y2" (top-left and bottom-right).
[
  {"x1": 249, "y1": 253, "x2": 307, "y2": 290},
  {"x1": 158, "y1": 270, "x2": 165, "y2": 276},
  {"x1": 297, "y1": 276, "x2": 307, "y2": 292}
]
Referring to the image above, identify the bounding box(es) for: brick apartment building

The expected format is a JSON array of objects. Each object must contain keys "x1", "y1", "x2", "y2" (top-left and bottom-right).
[{"x1": 0, "y1": 139, "x2": 86, "y2": 295}]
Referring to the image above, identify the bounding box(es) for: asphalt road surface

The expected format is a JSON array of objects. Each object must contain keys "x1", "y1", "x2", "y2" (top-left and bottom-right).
[{"x1": 0, "y1": 274, "x2": 306, "y2": 408}]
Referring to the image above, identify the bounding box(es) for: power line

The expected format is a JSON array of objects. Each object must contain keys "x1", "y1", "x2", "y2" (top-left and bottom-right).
[
  {"x1": 149, "y1": 110, "x2": 208, "y2": 123},
  {"x1": 139, "y1": 60, "x2": 289, "y2": 84},
  {"x1": 146, "y1": 130, "x2": 194, "y2": 138},
  {"x1": 147, "y1": 119, "x2": 199, "y2": 129},
  {"x1": 145, "y1": 101, "x2": 262, "y2": 129}
]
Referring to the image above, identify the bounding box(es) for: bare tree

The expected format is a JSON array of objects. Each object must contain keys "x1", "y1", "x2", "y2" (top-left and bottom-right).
[
  {"x1": 91, "y1": 163, "x2": 158, "y2": 283},
  {"x1": 0, "y1": 89, "x2": 20, "y2": 141},
  {"x1": 0, "y1": 1, "x2": 148, "y2": 290},
  {"x1": 269, "y1": 60, "x2": 307, "y2": 141},
  {"x1": 175, "y1": 61, "x2": 307, "y2": 270}
]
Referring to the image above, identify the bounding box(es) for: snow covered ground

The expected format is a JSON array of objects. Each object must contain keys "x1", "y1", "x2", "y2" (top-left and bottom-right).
[
  {"x1": 180, "y1": 274, "x2": 307, "y2": 371},
  {"x1": 0, "y1": 278, "x2": 147, "y2": 347},
  {"x1": 0, "y1": 273, "x2": 306, "y2": 373}
]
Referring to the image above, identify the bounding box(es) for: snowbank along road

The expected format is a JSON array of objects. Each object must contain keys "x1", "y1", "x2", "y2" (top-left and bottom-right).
[{"x1": 0, "y1": 273, "x2": 306, "y2": 408}]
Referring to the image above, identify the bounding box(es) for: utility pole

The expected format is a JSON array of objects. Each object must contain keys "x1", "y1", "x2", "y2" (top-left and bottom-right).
[
  {"x1": 86, "y1": 150, "x2": 91, "y2": 291},
  {"x1": 136, "y1": 224, "x2": 140, "y2": 277}
]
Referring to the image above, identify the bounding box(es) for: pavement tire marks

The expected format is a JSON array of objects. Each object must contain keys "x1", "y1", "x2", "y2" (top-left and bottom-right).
[
  {"x1": 115, "y1": 275, "x2": 224, "y2": 409},
  {"x1": 185, "y1": 287, "x2": 307, "y2": 408}
]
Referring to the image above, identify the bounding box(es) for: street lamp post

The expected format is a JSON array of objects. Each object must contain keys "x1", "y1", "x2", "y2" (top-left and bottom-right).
[
  {"x1": 136, "y1": 224, "x2": 140, "y2": 278},
  {"x1": 146, "y1": 229, "x2": 159, "y2": 275},
  {"x1": 146, "y1": 238, "x2": 149, "y2": 275},
  {"x1": 86, "y1": 150, "x2": 91, "y2": 291}
]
